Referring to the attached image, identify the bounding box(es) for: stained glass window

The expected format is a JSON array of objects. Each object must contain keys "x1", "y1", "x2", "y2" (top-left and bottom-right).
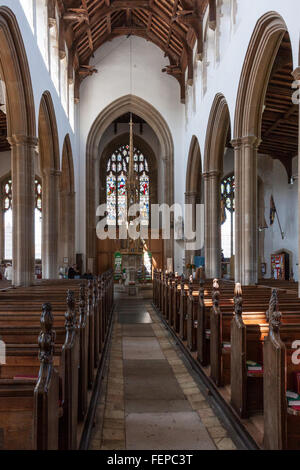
[
  {"x1": 221, "y1": 174, "x2": 235, "y2": 213},
  {"x1": 140, "y1": 172, "x2": 150, "y2": 224},
  {"x1": 106, "y1": 172, "x2": 117, "y2": 225},
  {"x1": 3, "y1": 178, "x2": 12, "y2": 260},
  {"x1": 220, "y1": 174, "x2": 235, "y2": 259},
  {"x1": 35, "y1": 179, "x2": 42, "y2": 260},
  {"x1": 117, "y1": 173, "x2": 127, "y2": 225},
  {"x1": 105, "y1": 144, "x2": 150, "y2": 226}
]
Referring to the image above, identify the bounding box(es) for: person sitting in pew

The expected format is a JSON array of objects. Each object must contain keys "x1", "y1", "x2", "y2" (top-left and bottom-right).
[
  {"x1": 68, "y1": 264, "x2": 80, "y2": 279},
  {"x1": 4, "y1": 263, "x2": 12, "y2": 282},
  {"x1": 82, "y1": 270, "x2": 94, "y2": 280}
]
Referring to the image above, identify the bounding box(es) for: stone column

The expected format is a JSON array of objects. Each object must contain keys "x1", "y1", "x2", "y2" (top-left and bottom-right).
[
  {"x1": 8, "y1": 135, "x2": 36, "y2": 286},
  {"x1": 42, "y1": 169, "x2": 60, "y2": 279},
  {"x1": 162, "y1": 157, "x2": 173, "y2": 269},
  {"x1": 59, "y1": 189, "x2": 75, "y2": 266},
  {"x1": 204, "y1": 170, "x2": 221, "y2": 279},
  {"x1": 235, "y1": 136, "x2": 259, "y2": 285},
  {"x1": 68, "y1": 190, "x2": 76, "y2": 265},
  {"x1": 292, "y1": 67, "x2": 300, "y2": 296},
  {"x1": 185, "y1": 191, "x2": 197, "y2": 265},
  {"x1": 232, "y1": 138, "x2": 242, "y2": 283}
]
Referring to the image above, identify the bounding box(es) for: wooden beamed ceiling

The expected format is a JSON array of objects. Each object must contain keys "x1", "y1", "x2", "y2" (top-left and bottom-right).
[
  {"x1": 259, "y1": 32, "x2": 299, "y2": 179},
  {"x1": 61, "y1": 0, "x2": 214, "y2": 102}
]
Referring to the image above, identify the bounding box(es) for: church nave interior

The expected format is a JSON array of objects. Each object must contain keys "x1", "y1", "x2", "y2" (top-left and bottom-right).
[{"x1": 0, "y1": 0, "x2": 300, "y2": 455}]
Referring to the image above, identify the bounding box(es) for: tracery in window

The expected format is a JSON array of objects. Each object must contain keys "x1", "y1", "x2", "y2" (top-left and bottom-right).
[
  {"x1": 2, "y1": 177, "x2": 42, "y2": 260},
  {"x1": 3, "y1": 178, "x2": 12, "y2": 260},
  {"x1": 106, "y1": 144, "x2": 150, "y2": 226},
  {"x1": 35, "y1": 178, "x2": 42, "y2": 260}
]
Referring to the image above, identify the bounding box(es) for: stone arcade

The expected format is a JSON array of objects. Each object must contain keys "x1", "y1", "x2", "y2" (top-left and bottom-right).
[{"x1": 0, "y1": 0, "x2": 300, "y2": 453}]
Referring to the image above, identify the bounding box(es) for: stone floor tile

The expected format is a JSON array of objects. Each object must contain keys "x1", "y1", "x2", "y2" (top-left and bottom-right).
[
  {"x1": 215, "y1": 437, "x2": 237, "y2": 450},
  {"x1": 102, "y1": 428, "x2": 125, "y2": 441},
  {"x1": 101, "y1": 440, "x2": 126, "y2": 450},
  {"x1": 126, "y1": 412, "x2": 216, "y2": 450},
  {"x1": 200, "y1": 416, "x2": 221, "y2": 427},
  {"x1": 197, "y1": 408, "x2": 216, "y2": 419},
  {"x1": 207, "y1": 426, "x2": 228, "y2": 439}
]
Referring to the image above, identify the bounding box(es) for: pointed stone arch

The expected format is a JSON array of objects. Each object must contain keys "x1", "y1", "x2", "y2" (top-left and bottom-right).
[
  {"x1": 59, "y1": 134, "x2": 75, "y2": 268},
  {"x1": 185, "y1": 136, "x2": 203, "y2": 266},
  {"x1": 233, "y1": 12, "x2": 288, "y2": 285},
  {"x1": 234, "y1": 12, "x2": 287, "y2": 141},
  {"x1": 38, "y1": 91, "x2": 60, "y2": 173},
  {"x1": 204, "y1": 93, "x2": 231, "y2": 279},
  {"x1": 38, "y1": 91, "x2": 60, "y2": 279},
  {"x1": 86, "y1": 94, "x2": 174, "y2": 271},
  {"x1": 0, "y1": 7, "x2": 36, "y2": 285},
  {"x1": 186, "y1": 136, "x2": 202, "y2": 197},
  {"x1": 204, "y1": 94, "x2": 230, "y2": 174},
  {"x1": 0, "y1": 7, "x2": 35, "y2": 138}
]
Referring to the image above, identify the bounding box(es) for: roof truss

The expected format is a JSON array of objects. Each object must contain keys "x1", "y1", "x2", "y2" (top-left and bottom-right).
[{"x1": 61, "y1": 0, "x2": 214, "y2": 102}]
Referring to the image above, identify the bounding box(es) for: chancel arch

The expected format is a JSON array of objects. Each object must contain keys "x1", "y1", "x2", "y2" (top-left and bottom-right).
[
  {"x1": 59, "y1": 134, "x2": 75, "y2": 270},
  {"x1": 233, "y1": 12, "x2": 298, "y2": 285},
  {"x1": 204, "y1": 93, "x2": 231, "y2": 279},
  {"x1": 185, "y1": 136, "x2": 203, "y2": 268},
  {"x1": 96, "y1": 130, "x2": 160, "y2": 274},
  {"x1": 38, "y1": 91, "x2": 60, "y2": 279},
  {"x1": 86, "y1": 95, "x2": 174, "y2": 273},
  {"x1": 0, "y1": 7, "x2": 36, "y2": 286}
]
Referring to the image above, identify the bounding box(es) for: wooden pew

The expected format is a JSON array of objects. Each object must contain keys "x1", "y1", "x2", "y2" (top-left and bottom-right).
[
  {"x1": 231, "y1": 287, "x2": 300, "y2": 419},
  {"x1": 171, "y1": 274, "x2": 181, "y2": 332},
  {"x1": 78, "y1": 284, "x2": 89, "y2": 421},
  {"x1": 197, "y1": 276, "x2": 208, "y2": 364},
  {"x1": 231, "y1": 285, "x2": 265, "y2": 417},
  {"x1": 0, "y1": 270, "x2": 114, "y2": 450},
  {"x1": 264, "y1": 309, "x2": 300, "y2": 449},
  {"x1": 1, "y1": 290, "x2": 79, "y2": 450},
  {"x1": 0, "y1": 303, "x2": 60, "y2": 450},
  {"x1": 167, "y1": 273, "x2": 175, "y2": 325},
  {"x1": 209, "y1": 283, "x2": 300, "y2": 386},
  {"x1": 187, "y1": 278, "x2": 199, "y2": 351},
  {"x1": 155, "y1": 267, "x2": 300, "y2": 449},
  {"x1": 179, "y1": 277, "x2": 188, "y2": 341}
]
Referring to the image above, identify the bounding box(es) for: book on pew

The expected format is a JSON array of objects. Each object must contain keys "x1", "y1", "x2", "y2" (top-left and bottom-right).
[
  {"x1": 286, "y1": 390, "x2": 300, "y2": 411},
  {"x1": 222, "y1": 342, "x2": 231, "y2": 350},
  {"x1": 246, "y1": 361, "x2": 263, "y2": 374},
  {"x1": 286, "y1": 390, "x2": 300, "y2": 400}
]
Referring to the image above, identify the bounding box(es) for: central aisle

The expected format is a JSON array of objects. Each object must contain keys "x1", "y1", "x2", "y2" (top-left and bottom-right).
[{"x1": 90, "y1": 288, "x2": 237, "y2": 450}]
